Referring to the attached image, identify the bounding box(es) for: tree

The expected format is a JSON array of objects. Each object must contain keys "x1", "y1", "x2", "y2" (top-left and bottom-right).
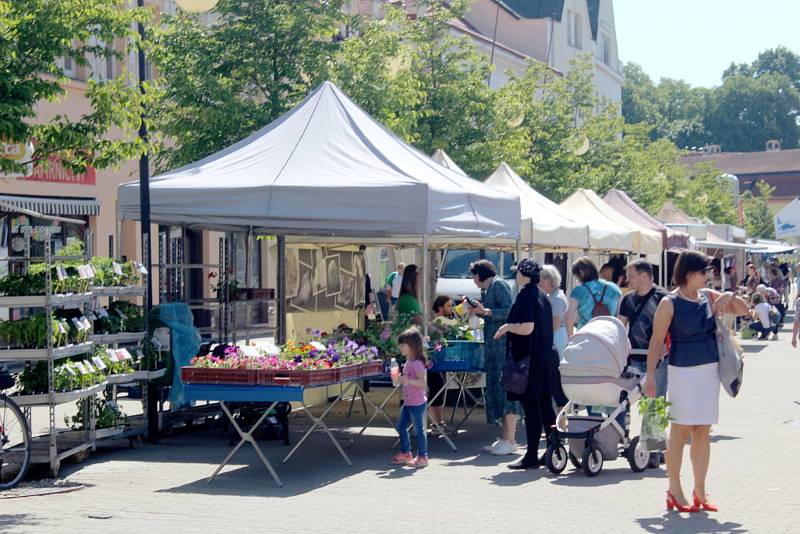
[
  {"x1": 704, "y1": 72, "x2": 800, "y2": 152},
  {"x1": 147, "y1": 0, "x2": 344, "y2": 172},
  {"x1": 725, "y1": 46, "x2": 800, "y2": 92},
  {"x1": 742, "y1": 180, "x2": 776, "y2": 239},
  {"x1": 0, "y1": 0, "x2": 147, "y2": 174},
  {"x1": 671, "y1": 162, "x2": 737, "y2": 225}
]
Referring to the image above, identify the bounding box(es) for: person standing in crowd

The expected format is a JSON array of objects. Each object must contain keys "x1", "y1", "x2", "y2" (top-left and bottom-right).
[
  {"x1": 749, "y1": 292, "x2": 778, "y2": 340},
  {"x1": 741, "y1": 262, "x2": 761, "y2": 296},
  {"x1": 428, "y1": 296, "x2": 454, "y2": 429},
  {"x1": 494, "y1": 259, "x2": 558, "y2": 470},
  {"x1": 467, "y1": 259, "x2": 521, "y2": 456},
  {"x1": 390, "y1": 328, "x2": 429, "y2": 468},
  {"x1": 538, "y1": 264, "x2": 570, "y2": 409},
  {"x1": 646, "y1": 250, "x2": 748, "y2": 512},
  {"x1": 567, "y1": 257, "x2": 623, "y2": 336},
  {"x1": 395, "y1": 264, "x2": 422, "y2": 323},
  {"x1": 600, "y1": 263, "x2": 615, "y2": 283},
  {"x1": 384, "y1": 262, "x2": 405, "y2": 315},
  {"x1": 617, "y1": 259, "x2": 669, "y2": 467}
]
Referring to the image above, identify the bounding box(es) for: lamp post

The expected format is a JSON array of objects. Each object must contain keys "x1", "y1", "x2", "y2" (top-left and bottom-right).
[{"x1": 137, "y1": 0, "x2": 218, "y2": 443}]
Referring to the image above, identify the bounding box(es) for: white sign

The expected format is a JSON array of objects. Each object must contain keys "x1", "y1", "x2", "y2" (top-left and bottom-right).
[{"x1": 774, "y1": 198, "x2": 800, "y2": 239}]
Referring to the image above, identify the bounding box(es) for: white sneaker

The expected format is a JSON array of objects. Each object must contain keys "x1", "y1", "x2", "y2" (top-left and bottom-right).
[
  {"x1": 491, "y1": 440, "x2": 518, "y2": 456},
  {"x1": 483, "y1": 439, "x2": 503, "y2": 452}
]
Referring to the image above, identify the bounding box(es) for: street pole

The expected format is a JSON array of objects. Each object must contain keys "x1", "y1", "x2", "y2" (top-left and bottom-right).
[{"x1": 137, "y1": 0, "x2": 158, "y2": 444}]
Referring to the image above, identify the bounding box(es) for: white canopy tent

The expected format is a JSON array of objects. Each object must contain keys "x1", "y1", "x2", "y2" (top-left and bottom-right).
[
  {"x1": 118, "y1": 81, "x2": 520, "y2": 244},
  {"x1": 118, "y1": 81, "x2": 521, "y2": 340},
  {"x1": 431, "y1": 149, "x2": 468, "y2": 176},
  {"x1": 560, "y1": 189, "x2": 662, "y2": 255}
]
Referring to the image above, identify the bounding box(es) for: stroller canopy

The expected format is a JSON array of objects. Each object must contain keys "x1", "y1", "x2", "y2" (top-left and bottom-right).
[{"x1": 560, "y1": 317, "x2": 631, "y2": 379}]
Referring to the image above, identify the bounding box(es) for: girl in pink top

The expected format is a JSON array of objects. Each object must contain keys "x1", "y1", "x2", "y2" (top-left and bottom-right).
[{"x1": 390, "y1": 328, "x2": 429, "y2": 468}]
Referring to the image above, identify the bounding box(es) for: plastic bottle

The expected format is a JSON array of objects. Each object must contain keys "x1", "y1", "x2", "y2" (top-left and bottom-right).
[{"x1": 389, "y1": 358, "x2": 400, "y2": 386}]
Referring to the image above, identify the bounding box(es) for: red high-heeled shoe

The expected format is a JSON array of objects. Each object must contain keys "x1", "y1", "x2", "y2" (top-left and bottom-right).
[
  {"x1": 666, "y1": 491, "x2": 698, "y2": 512},
  {"x1": 693, "y1": 491, "x2": 718, "y2": 512}
]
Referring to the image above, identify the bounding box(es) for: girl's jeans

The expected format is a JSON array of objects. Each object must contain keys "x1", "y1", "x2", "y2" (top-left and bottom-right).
[{"x1": 397, "y1": 403, "x2": 428, "y2": 457}]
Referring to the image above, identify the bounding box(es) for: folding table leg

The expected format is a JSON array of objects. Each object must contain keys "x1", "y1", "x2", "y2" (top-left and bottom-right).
[
  {"x1": 357, "y1": 384, "x2": 400, "y2": 436},
  {"x1": 283, "y1": 383, "x2": 354, "y2": 466},
  {"x1": 209, "y1": 401, "x2": 283, "y2": 487},
  {"x1": 452, "y1": 375, "x2": 486, "y2": 432},
  {"x1": 346, "y1": 381, "x2": 369, "y2": 418}
]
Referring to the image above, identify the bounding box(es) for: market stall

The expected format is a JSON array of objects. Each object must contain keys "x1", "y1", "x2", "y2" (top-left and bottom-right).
[{"x1": 117, "y1": 81, "x2": 521, "y2": 481}]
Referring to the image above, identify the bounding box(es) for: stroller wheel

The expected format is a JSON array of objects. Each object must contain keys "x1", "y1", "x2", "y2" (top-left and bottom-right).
[
  {"x1": 544, "y1": 444, "x2": 568, "y2": 474},
  {"x1": 569, "y1": 451, "x2": 582, "y2": 469},
  {"x1": 626, "y1": 436, "x2": 649, "y2": 473},
  {"x1": 582, "y1": 446, "x2": 603, "y2": 477}
]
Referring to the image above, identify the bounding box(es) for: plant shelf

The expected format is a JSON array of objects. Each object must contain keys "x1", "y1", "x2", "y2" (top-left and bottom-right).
[
  {"x1": 91, "y1": 286, "x2": 145, "y2": 297},
  {"x1": 0, "y1": 341, "x2": 94, "y2": 362},
  {"x1": 11, "y1": 383, "x2": 105, "y2": 407},
  {"x1": 90, "y1": 331, "x2": 146, "y2": 345},
  {"x1": 0, "y1": 292, "x2": 94, "y2": 308}
]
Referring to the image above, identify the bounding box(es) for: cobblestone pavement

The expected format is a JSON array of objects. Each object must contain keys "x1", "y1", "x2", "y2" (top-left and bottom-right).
[{"x1": 2, "y1": 328, "x2": 799, "y2": 534}]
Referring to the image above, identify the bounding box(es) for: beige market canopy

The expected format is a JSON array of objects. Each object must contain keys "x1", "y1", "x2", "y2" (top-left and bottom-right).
[
  {"x1": 603, "y1": 189, "x2": 690, "y2": 249},
  {"x1": 561, "y1": 189, "x2": 662, "y2": 254},
  {"x1": 431, "y1": 149, "x2": 468, "y2": 176}
]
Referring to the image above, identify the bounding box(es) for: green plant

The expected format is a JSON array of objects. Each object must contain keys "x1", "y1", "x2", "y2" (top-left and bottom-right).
[
  {"x1": 65, "y1": 397, "x2": 127, "y2": 430},
  {"x1": 0, "y1": 314, "x2": 62, "y2": 349},
  {"x1": 638, "y1": 396, "x2": 673, "y2": 431}
]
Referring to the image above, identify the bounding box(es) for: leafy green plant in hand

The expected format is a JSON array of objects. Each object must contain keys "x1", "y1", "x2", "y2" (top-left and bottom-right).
[{"x1": 638, "y1": 396, "x2": 672, "y2": 431}]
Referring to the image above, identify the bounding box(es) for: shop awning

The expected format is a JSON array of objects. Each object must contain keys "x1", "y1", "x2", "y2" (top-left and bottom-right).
[
  {"x1": 696, "y1": 231, "x2": 754, "y2": 251},
  {"x1": 431, "y1": 149, "x2": 467, "y2": 176},
  {"x1": 745, "y1": 239, "x2": 796, "y2": 254},
  {"x1": 0, "y1": 194, "x2": 100, "y2": 216}
]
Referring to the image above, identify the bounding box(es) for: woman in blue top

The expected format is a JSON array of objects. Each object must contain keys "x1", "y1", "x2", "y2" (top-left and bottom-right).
[
  {"x1": 567, "y1": 257, "x2": 622, "y2": 336},
  {"x1": 646, "y1": 250, "x2": 748, "y2": 513}
]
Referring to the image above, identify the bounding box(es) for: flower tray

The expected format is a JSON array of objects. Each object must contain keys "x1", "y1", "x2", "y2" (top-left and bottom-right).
[
  {"x1": 305, "y1": 367, "x2": 340, "y2": 386},
  {"x1": 256, "y1": 369, "x2": 310, "y2": 387},
  {"x1": 337, "y1": 363, "x2": 362, "y2": 382},
  {"x1": 181, "y1": 367, "x2": 256, "y2": 386},
  {"x1": 361, "y1": 360, "x2": 384, "y2": 378}
]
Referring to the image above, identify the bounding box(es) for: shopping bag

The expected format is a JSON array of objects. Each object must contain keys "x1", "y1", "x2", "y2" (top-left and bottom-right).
[
  {"x1": 739, "y1": 326, "x2": 756, "y2": 340},
  {"x1": 640, "y1": 410, "x2": 668, "y2": 452}
]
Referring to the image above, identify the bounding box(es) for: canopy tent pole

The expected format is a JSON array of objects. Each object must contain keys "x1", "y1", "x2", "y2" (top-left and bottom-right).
[
  {"x1": 422, "y1": 235, "x2": 430, "y2": 336},
  {"x1": 276, "y1": 235, "x2": 286, "y2": 345}
]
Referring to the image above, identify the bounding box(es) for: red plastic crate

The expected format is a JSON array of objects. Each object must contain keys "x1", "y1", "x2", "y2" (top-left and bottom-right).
[
  {"x1": 305, "y1": 367, "x2": 339, "y2": 386},
  {"x1": 256, "y1": 369, "x2": 309, "y2": 387},
  {"x1": 181, "y1": 367, "x2": 256, "y2": 385},
  {"x1": 337, "y1": 363, "x2": 362, "y2": 382},
  {"x1": 361, "y1": 360, "x2": 384, "y2": 378}
]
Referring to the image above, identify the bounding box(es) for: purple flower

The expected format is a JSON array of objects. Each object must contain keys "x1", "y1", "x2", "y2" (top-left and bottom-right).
[
  {"x1": 370, "y1": 346, "x2": 379, "y2": 356},
  {"x1": 380, "y1": 327, "x2": 391, "y2": 341}
]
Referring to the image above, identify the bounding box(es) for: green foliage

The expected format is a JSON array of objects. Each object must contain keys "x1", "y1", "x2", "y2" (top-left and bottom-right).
[
  {"x1": 724, "y1": 46, "x2": 800, "y2": 92},
  {"x1": 66, "y1": 397, "x2": 127, "y2": 429},
  {"x1": 742, "y1": 181, "x2": 776, "y2": 239},
  {"x1": 671, "y1": 162, "x2": 737, "y2": 225},
  {"x1": 0, "y1": 0, "x2": 150, "y2": 174},
  {"x1": 147, "y1": 0, "x2": 345, "y2": 172},
  {"x1": 638, "y1": 395, "x2": 672, "y2": 431}
]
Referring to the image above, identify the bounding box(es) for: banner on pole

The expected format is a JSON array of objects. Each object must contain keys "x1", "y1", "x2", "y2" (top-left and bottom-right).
[{"x1": 774, "y1": 198, "x2": 800, "y2": 239}]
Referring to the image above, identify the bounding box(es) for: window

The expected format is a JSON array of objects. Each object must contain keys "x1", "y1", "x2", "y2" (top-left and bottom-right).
[
  {"x1": 88, "y1": 38, "x2": 114, "y2": 82},
  {"x1": 440, "y1": 249, "x2": 514, "y2": 280},
  {"x1": 601, "y1": 33, "x2": 612, "y2": 66},
  {"x1": 58, "y1": 55, "x2": 76, "y2": 78},
  {"x1": 567, "y1": 10, "x2": 582, "y2": 49}
]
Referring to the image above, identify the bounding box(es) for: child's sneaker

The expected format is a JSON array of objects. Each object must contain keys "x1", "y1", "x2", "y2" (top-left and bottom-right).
[
  {"x1": 390, "y1": 452, "x2": 413, "y2": 465},
  {"x1": 411, "y1": 455, "x2": 428, "y2": 468}
]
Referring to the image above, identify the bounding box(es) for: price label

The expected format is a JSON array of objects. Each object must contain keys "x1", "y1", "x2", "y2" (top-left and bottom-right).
[
  {"x1": 134, "y1": 261, "x2": 148, "y2": 275},
  {"x1": 70, "y1": 317, "x2": 83, "y2": 331},
  {"x1": 114, "y1": 308, "x2": 128, "y2": 320},
  {"x1": 106, "y1": 348, "x2": 119, "y2": 362},
  {"x1": 85, "y1": 264, "x2": 96, "y2": 278},
  {"x1": 112, "y1": 261, "x2": 124, "y2": 276},
  {"x1": 117, "y1": 348, "x2": 133, "y2": 361},
  {"x1": 91, "y1": 356, "x2": 107, "y2": 370},
  {"x1": 56, "y1": 266, "x2": 68, "y2": 281},
  {"x1": 87, "y1": 311, "x2": 97, "y2": 321},
  {"x1": 76, "y1": 265, "x2": 88, "y2": 279},
  {"x1": 83, "y1": 360, "x2": 96, "y2": 373},
  {"x1": 79, "y1": 317, "x2": 93, "y2": 330},
  {"x1": 97, "y1": 308, "x2": 109, "y2": 318},
  {"x1": 64, "y1": 363, "x2": 77, "y2": 376},
  {"x1": 57, "y1": 321, "x2": 68, "y2": 334},
  {"x1": 135, "y1": 349, "x2": 145, "y2": 361},
  {"x1": 74, "y1": 361, "x2": 88, "y2": 375}
]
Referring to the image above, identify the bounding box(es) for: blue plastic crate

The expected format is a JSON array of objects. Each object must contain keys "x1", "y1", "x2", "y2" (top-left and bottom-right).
[{"x1": 430, "y1": 341, "x2": 485, "y2": 372}]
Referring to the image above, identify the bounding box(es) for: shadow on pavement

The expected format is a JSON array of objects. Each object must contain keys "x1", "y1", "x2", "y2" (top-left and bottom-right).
[
  {"x1": 483, "y1": 468, "x2": 547, "y2": 486},
  {"x1": 636, "y1": 514, "x2": 747, "y2": 533},
  {"x1": 710, "y1": 434, "x2": 740, "y2": 443},
  {"x1": 741, "y1": 345, "x2": 767, "y2": 354},
  {"x1": 546, "y1": 465, "x2": 665, "y2": 488},
  {"x1": 0, "y1": 514, "x2": 42, "y2": 533}
]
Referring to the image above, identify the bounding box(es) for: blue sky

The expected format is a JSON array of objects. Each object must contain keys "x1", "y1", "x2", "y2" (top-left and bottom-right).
[{"x1": 614, "y1": 0, "x2": 800, "y2": 87}]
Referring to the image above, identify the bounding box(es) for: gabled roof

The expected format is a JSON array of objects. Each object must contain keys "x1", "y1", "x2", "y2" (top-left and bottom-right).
[
  {"x1": 448, "y1": 18, "x2": 530, "y2": 60},
  {"x1": 681, "y1": 149, "x2": 800, "y2": 176},
  {"x1": 587, "y1": 0, "x2": 600, "y2": 40},
  {"x1": 497, "y1": 0, "x2": 564, "y2": 21}
]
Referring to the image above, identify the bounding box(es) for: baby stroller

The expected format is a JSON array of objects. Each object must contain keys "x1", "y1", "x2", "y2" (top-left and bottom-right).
[{"x1": 543, "y1": 317, "x2": 650, "y2": 477}]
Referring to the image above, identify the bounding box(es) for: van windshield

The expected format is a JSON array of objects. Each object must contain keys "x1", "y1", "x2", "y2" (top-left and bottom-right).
[{"x1": 440, "y1": 250, "x2": 514, "y2": 279}]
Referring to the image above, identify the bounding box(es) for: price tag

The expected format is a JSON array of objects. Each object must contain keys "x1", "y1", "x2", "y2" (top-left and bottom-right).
[
  {"x1": 64, "y1": 363, "x2": 77, "y2": 376},
  {"x1": 92, "y1": 356, "x2": 107, "y2": 370},
  {"x1": 74, "y1": 361, "x2": 88, "y2": 375},
  {"x1": 97, "y1": 307, "x2": 109, "y2": 318},
  {"x1": 70, "y1": 317, "x2": 83, "y2": 331},
  {"x1": 151, "y1": 336, "x2": 163, "y2": 350},
  {"x1": 87, "y1": 311, "x2": 98, "y2": 321},
  {"x1": 135, "y1": 349, "x2": 145, "y2": 362},
  {"x1": 117, "y1": 349, "x2": 133, "y2": 361},
  {"x1": 76, "y1": 265, "x2": 88, "y2": 279},
  {"x1": 106, "y1": 348, "x2": 119, "y2": 362},
  {"x1": 79, "y1": 317, "x2": 93, "y2": 330},
  {"x1": 114, "y1": 308, "x2": 128, "y2": 320},
  {"x1": 57, "y1": 321, "x2": 68, "y2": 334},
  {"x1": 56, "y1": 266, "x2": 68, "y2": 281},
  {"x1": 112, "y1": 261, "x2": 124, "y2": 276},
  {"x1": 85, "y1": 264, "x2": 96, "y2": 278},
  {"x1": 134, "y1": 261, "x2": 148, "y2": 275},
  {"x1": 83, "y1": 360, "x2": 96, "y2": 373}
]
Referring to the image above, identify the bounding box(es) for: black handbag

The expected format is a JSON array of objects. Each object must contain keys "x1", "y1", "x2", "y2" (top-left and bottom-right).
[{"x1": 501, "y1": 340, "x2": 530, "y2": 395}]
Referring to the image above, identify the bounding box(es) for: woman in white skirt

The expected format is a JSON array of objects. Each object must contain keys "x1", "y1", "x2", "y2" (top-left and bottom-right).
[{"x1": 646, "y1": 250, "x2": 748, "y2": 513}]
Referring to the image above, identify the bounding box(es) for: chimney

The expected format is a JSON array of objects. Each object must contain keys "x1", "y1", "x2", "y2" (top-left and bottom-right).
[
  {"x1": 703, "y1": 144, "x2": 721, "y2": 154},
  {"x1": 766, "y1": 139, "x2": 781, "y2": 152}
]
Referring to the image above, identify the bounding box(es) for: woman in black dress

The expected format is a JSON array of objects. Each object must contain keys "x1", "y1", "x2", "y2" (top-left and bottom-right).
[{"x1": 494, "y1": 258, "x2": 558, "y2": 470}]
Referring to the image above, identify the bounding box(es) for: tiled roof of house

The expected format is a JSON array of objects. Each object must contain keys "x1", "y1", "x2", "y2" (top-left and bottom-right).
[{"x1": 681, "y1": 149, "x2": 800, "y2": 176}]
